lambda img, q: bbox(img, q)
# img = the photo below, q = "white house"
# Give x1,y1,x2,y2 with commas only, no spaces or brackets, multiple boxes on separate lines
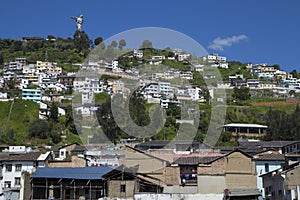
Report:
133,49,143,58
0,92,8,99
39,102,66,119
73,77,106,94
253,150,285,199
0,150,51,200
177,53,191,62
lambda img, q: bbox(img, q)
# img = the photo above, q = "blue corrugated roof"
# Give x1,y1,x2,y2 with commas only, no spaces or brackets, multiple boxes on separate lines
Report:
32,167,114,180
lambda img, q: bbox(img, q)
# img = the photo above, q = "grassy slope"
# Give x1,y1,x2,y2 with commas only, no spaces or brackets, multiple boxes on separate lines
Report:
0,99,39,144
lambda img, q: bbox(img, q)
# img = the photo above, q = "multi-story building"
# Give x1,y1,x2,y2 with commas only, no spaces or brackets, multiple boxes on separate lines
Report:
247,79,260,89
158,81,171,96
22,64,39,85
15,56,28,67
133,49,143,58
253,150,285,199
204,53,227,63
58,74,76,89
0,148,51,200
3,62,23,72
73,76,105,94
22,88,42,103
177,53,191,62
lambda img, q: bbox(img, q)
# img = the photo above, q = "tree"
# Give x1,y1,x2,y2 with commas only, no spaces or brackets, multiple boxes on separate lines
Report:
289,104,300,140
290,69,298,78
96,99,122,142
10,40,23,52
110,40,118,49
73,30,91,53
129,91,150,126
47,35,56,40
200,87,211,102
28,119,50,139
118,39,126,50
65,105,78,134
94,37,103,46
232,86,251,101
141,40,153,49
0,52,3,66
49,102,58,122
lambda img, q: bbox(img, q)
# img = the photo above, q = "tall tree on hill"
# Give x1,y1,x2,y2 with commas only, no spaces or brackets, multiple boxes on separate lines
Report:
28,119,50,139
232,86,251,101
290,69,298,78
110,40,118,49
129,91,150,126
265,108,291,140
0,52,3,66
94,37,103,46
96,99,122,142
141,40,153,49
118,39,126,50
49,102,58,122
289,104,300,140
73,30,91,53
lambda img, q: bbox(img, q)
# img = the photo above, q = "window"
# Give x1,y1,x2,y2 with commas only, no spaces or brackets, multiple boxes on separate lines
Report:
6,164,12,172
120,184,126,193
265,163,269,173
4,181,11,188
15,164,22,171
15,177,21,186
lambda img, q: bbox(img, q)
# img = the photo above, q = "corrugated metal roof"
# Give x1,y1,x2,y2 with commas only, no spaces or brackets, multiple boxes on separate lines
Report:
32,167,114,180
223,123,268,128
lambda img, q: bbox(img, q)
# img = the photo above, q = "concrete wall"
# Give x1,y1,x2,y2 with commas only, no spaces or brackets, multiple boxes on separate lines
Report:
225,152,257,189
285,166,300,191
197,175,226,194
197,151,257,192
163,185,198,194
225,173,257,189
226,152,254,174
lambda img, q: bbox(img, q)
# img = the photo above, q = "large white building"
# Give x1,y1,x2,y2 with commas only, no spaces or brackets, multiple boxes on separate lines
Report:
0,148,51,200
73,76,106,94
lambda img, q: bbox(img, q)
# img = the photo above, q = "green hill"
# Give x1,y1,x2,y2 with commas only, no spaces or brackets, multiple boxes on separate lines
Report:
0,99,39,144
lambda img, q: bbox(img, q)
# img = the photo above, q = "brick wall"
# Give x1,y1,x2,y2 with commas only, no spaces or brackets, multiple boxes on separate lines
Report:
48,156,86,167
197,157,225,175
164,166,180,185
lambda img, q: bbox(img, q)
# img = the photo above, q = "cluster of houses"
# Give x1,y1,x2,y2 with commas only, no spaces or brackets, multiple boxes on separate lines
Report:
1,49,298,109
217,64,300,95
0,139,299,200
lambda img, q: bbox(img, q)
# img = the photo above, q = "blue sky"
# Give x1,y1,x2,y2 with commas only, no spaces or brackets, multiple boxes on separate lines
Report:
1,0,300,72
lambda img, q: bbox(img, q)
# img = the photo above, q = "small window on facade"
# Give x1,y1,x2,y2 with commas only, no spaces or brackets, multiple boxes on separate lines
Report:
265,163,269,173
6,164,12,172
120,184,126,193
15,177,21,185
15,164,22,171
5,181,11,188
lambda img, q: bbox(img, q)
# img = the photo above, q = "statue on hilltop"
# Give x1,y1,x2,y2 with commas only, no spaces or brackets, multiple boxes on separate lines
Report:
71,14,84,31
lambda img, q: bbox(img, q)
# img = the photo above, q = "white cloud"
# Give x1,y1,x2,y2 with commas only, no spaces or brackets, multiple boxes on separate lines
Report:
208,34,248,51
